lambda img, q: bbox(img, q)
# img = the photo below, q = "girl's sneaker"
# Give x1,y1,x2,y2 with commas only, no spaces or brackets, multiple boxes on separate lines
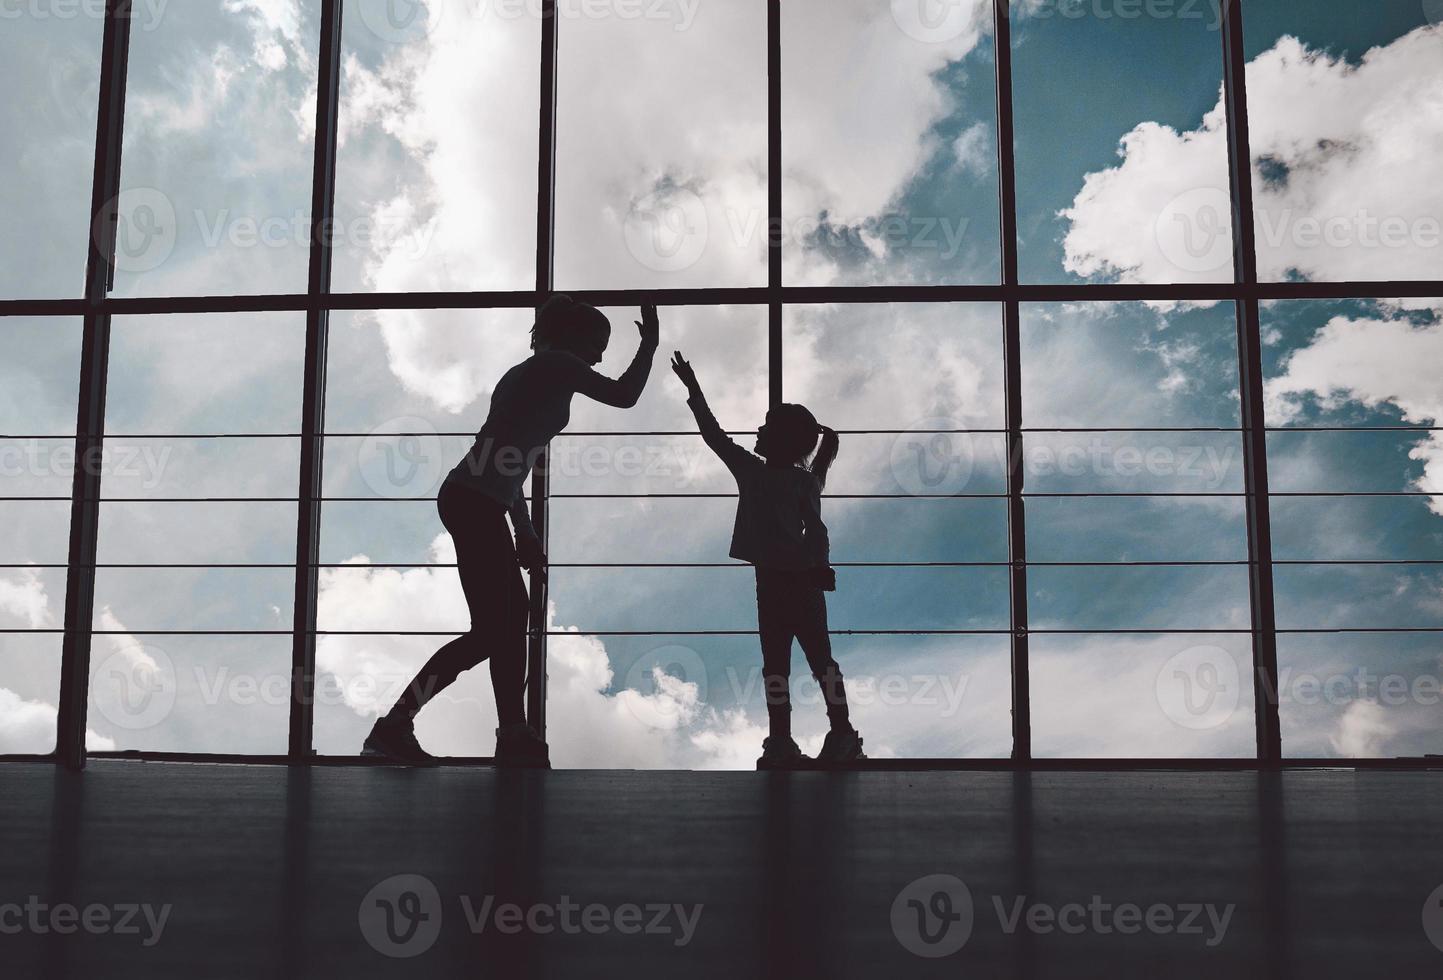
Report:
495,723,551,769
816,726,866,766
756,735,809,770
362,717,438,766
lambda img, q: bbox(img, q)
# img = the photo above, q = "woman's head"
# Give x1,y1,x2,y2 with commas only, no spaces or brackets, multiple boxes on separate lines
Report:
755,402,840,489
532,294,611,365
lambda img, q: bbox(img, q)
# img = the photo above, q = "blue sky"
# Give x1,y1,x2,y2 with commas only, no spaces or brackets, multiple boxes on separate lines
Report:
0,0,1439,764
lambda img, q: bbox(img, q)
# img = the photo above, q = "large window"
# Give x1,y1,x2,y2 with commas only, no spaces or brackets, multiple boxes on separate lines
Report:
2,0,1439,766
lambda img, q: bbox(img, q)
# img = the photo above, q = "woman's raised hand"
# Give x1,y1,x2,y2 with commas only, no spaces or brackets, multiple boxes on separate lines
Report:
636,303,660,346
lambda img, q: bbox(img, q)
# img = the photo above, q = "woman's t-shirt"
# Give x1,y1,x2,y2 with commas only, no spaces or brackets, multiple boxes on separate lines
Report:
447,342,658,531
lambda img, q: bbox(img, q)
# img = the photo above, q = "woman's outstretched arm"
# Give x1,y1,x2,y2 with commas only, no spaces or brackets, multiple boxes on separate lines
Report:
557,304,660,408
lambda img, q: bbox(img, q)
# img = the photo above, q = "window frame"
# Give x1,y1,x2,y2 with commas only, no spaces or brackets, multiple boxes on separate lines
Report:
2,0,1440,768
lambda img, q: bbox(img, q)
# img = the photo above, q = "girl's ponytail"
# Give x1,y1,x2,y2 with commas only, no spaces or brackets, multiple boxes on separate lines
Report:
811,425,839,491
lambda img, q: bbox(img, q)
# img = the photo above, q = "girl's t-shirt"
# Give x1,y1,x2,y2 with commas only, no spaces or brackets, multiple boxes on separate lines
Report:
687,392,830,571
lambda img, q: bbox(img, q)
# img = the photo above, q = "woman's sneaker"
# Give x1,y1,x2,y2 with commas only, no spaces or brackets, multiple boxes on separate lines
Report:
756,735,809,771
495,724,551,769
816,726,866,766
362,717,438,766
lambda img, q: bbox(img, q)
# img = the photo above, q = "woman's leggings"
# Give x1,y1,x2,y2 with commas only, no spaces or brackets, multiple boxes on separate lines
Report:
755,566,849,738
384,481,529,728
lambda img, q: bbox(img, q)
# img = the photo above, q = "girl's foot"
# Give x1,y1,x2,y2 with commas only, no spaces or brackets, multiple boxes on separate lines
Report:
756,735,809,770
362,717,438,766
816,726,866,766
495,723,551,769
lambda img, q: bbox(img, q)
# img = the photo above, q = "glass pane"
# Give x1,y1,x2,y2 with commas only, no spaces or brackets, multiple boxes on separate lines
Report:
0,318,83,434
1011,0,1233,284
97,502,296,564
0,635,64,754
107,313,305,434
784,303,1005,431
114,1,321,296
1027,496,1248,563
551,566,1009,634
1028,565,1251,631
0,14,100,299
783,0,1000,285
92,567,294,632
1021,302,1241,429
1278,633,1443,759
1272,496,1443,562
1031,633,1257,758
333,0,541,292
555,0,766,289
1243,3,1443,282
87,634,291,753
325,308,534,433
1022,431,1245,494
1275,565,1443,631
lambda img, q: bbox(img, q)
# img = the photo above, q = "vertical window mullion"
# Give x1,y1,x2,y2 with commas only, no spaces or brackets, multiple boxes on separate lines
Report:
1219,0,1282,763
288,0,344,761
527,0,561,737
768,0,783,408
57,0,133,771
992,0,1030,762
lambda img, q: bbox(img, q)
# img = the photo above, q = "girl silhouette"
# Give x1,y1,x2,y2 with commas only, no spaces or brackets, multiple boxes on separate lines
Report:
365,297,661,766
671,351,864,769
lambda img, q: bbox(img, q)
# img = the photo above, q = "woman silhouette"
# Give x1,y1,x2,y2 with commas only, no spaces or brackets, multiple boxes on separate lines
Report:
365,297,661,766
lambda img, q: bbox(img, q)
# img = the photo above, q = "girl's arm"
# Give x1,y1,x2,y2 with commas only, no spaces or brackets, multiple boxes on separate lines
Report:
671,351,756,475
555,304,660,408
799,477,831,568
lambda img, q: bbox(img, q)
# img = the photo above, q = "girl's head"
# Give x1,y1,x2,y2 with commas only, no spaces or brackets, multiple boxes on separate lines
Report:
532,294,611,365
755,403,840,489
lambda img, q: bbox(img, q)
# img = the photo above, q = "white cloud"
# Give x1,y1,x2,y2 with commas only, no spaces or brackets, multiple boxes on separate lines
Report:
1265,315,1443,513
1329,699,1396,758
951,121,993,177
1060,26,1443,290
0,568,54,630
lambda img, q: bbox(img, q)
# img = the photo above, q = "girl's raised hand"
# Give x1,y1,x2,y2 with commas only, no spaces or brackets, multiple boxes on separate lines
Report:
670,351,699,392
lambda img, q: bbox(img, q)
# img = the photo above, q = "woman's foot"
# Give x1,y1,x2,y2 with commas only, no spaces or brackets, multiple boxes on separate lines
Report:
362,717,438,766
494,723,551,769
756,735,809,771
816,726,866,766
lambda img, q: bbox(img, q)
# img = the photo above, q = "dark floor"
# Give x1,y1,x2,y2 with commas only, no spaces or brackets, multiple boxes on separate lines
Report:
1,763,1441,978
